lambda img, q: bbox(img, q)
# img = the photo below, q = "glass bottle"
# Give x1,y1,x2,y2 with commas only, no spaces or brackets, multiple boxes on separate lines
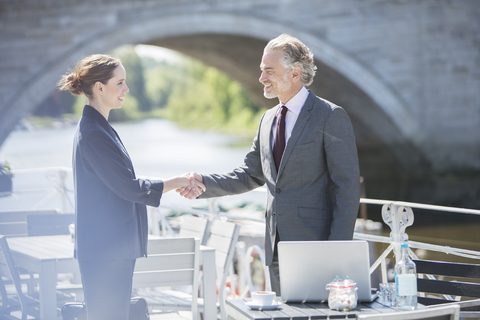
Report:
394,242,417,310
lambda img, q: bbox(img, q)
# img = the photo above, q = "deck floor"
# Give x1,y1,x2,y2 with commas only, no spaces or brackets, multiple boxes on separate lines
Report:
149,311,193,320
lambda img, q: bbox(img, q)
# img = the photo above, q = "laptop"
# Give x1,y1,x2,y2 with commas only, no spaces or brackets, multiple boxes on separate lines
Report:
278,240,378,303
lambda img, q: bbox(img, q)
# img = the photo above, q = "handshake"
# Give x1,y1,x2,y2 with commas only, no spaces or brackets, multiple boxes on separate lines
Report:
175,172,205,200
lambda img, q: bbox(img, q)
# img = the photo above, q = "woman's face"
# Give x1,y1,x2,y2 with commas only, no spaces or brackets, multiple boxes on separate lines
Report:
101,64,129,110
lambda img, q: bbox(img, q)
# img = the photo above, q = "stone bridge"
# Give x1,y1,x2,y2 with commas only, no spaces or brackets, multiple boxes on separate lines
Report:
1,0,479,203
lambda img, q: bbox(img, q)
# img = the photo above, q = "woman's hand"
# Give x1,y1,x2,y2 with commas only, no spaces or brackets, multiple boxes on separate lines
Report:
176,172,205,199
162,173,205,199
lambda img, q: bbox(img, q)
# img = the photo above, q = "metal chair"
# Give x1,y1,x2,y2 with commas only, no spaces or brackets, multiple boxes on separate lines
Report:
178,215,212,246
136,219,241,320
204,219,241,320
26,213,74,236
414,259,480,319
0,235,39,320
0,209,60,237
357,304,460,320
132,237,201,320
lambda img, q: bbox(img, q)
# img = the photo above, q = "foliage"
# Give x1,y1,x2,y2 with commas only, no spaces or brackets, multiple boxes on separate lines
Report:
0,161,13,177
109,93,140,122
66,45,263,135
164,59,263,135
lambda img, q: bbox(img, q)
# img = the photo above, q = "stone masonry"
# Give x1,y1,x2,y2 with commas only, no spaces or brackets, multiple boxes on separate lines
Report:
0,0,479,173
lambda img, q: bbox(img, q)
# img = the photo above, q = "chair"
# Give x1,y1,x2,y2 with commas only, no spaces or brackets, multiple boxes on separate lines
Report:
414,259,480,318
26,213,74,236
0,235,39,319
0,209,60,237
132,237,201,320
357,304,460,319
178,215,212,246
204,219,241,320
136,219,241,320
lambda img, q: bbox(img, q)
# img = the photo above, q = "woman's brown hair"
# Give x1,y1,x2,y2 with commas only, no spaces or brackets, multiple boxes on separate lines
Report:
58,54,121,98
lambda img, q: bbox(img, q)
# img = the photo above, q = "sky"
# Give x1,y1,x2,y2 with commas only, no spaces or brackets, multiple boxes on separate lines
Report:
134,44,184,64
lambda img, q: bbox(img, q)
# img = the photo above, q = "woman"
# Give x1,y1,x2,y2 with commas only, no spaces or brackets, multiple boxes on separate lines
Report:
58,54,205,320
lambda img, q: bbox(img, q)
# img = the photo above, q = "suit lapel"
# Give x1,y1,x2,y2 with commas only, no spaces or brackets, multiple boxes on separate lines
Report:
277,93,315,177
112,128,136,177
83,105,135,176
104,124,135,177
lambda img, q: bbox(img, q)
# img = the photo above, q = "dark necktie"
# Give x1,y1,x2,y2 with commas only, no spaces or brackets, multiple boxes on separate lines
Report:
273,105,288,171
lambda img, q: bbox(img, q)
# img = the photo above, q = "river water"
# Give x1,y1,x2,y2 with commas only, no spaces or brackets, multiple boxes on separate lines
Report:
0,118,265,210
2,118,480,263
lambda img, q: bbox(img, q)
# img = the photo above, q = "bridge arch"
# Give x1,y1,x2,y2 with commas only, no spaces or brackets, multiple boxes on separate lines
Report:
7,11,415,155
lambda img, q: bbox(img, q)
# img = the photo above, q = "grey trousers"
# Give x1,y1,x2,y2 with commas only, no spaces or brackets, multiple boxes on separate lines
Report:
269,251,281,296
269,229,281,296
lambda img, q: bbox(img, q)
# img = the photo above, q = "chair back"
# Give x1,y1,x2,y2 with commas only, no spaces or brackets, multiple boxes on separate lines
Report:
178,215,212,246
414,259,480,308
0,235,37,319
205,219,240,320
27,213,74,236
133,237,200,320
0,209,59,237
357,304,460,320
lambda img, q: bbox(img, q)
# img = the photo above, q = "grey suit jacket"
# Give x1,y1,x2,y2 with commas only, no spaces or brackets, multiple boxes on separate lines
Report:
199,92,360,265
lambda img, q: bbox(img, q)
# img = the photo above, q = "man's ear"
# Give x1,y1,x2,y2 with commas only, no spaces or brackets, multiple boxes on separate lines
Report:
291,66,302,83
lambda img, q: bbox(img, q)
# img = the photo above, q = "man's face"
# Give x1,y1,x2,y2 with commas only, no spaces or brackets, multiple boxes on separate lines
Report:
259,50,294,103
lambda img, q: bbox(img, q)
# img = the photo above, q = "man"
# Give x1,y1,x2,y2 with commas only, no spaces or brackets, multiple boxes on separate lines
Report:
180,34,360,294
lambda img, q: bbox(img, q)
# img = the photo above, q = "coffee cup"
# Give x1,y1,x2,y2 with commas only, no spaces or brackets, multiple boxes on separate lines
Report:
251,291,276,306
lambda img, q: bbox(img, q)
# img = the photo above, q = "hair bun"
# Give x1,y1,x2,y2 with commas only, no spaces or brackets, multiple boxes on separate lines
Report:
65,72,83,95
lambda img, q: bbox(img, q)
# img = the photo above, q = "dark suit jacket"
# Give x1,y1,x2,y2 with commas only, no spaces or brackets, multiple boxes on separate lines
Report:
73,105,164,261
199,92,361,265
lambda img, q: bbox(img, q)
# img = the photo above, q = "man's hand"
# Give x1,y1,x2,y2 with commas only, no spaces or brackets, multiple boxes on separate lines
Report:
176,172,205,199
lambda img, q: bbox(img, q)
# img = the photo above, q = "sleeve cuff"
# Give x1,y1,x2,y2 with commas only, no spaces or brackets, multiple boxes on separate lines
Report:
144,179,163,206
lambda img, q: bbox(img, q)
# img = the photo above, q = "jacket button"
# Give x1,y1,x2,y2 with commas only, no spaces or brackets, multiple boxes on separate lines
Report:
276,188,281,193
272,212,276,216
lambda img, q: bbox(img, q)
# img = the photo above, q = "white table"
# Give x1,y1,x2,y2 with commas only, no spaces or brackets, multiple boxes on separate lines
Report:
7,235,217,320
7,235,79,319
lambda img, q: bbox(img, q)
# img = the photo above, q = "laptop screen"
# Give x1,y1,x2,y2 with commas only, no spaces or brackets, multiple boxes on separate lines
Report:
278,240,376,303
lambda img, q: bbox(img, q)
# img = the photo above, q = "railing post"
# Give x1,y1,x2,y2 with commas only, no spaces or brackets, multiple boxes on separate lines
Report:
58,169,69,213
382,203,415,259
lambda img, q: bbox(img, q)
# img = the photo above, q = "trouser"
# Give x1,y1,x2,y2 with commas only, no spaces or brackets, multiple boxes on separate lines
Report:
78,258,136,320
269,228,281,296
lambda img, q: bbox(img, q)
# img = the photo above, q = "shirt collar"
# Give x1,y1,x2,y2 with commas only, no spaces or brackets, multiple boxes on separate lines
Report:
278,86,309,116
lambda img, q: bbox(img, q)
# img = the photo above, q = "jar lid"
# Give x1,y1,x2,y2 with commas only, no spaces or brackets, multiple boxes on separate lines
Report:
326,276,356,289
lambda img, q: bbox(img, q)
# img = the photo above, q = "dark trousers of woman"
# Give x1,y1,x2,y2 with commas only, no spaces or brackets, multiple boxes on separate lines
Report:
78,259,136,320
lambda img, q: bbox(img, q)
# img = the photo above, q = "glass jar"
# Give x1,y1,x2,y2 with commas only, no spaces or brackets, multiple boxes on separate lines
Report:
325,276,358,311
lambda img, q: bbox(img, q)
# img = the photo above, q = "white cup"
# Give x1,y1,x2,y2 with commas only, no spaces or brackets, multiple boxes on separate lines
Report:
251,291,276,306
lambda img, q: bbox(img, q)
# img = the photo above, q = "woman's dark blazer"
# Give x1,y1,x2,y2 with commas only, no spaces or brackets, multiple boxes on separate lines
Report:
72,105,163,261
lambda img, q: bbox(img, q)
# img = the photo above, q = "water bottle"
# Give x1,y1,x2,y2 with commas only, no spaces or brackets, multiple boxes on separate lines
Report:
394,242,417,310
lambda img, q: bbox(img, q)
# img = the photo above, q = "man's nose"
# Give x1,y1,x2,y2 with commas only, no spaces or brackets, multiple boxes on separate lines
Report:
259,72,267,83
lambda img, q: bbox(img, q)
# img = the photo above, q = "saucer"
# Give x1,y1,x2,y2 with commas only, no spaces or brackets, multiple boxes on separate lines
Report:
246,300,282,310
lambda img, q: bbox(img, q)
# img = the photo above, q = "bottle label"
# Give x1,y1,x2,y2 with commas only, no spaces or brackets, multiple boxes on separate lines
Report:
396,274,417,296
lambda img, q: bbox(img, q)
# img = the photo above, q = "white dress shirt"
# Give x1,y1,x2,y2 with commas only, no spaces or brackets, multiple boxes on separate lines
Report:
271,86,310,150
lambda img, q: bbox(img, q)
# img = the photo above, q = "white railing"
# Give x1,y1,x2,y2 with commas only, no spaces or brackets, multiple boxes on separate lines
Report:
0,167,74,212
3,167,480,300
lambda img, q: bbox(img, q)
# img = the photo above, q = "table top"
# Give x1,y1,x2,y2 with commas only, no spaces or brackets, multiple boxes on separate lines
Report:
7,234,74,261
227,298,399,320
7,234,215,258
